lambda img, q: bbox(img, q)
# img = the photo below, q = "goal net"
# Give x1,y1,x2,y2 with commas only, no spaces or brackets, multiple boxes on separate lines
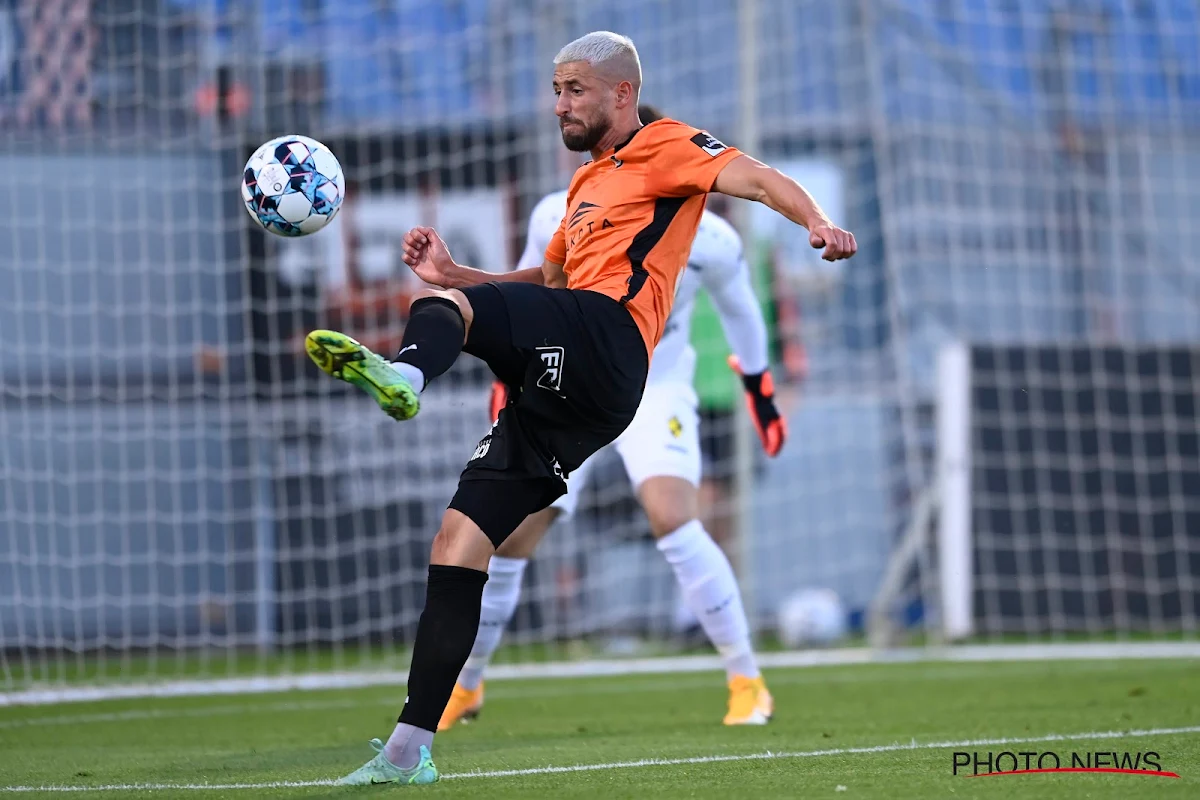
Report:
2,0,1199,700
938,343,1200,641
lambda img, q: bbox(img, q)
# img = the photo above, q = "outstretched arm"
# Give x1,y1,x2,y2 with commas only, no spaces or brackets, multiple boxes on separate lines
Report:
706,259,770,377
712,155,856,262
701,240,786,457
400,226,556,288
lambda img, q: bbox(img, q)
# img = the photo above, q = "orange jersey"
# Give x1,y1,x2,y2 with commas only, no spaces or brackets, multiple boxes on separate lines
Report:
544,119,742,360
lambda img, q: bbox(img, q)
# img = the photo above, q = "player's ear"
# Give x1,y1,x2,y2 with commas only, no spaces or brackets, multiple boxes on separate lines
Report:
614,80,636,110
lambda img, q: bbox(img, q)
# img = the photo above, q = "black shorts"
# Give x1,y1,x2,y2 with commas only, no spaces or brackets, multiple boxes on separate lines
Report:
449,282,648,546
699,407,736,481
700,406,768,483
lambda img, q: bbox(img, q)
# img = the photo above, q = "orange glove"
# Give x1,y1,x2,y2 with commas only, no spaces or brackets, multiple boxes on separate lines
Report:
728,355,787,457
489,380,509,422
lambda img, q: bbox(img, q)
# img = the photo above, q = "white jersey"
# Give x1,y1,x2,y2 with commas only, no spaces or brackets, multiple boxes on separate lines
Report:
517,190,768,386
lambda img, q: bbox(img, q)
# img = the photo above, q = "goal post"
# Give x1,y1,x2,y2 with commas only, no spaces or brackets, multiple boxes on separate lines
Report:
937,340,974,642
733,0,761,637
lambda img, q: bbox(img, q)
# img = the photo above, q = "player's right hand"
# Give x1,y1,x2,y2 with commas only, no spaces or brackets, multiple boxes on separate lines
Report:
489,380,509,422
401,226,459,287
808,222,857,262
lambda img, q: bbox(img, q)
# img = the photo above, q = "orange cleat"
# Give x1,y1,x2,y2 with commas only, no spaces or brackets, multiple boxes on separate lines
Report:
437,682,485,732
723,675,774,726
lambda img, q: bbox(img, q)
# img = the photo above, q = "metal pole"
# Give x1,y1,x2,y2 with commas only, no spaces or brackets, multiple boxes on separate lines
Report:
734,0,761,636
253,429,276,653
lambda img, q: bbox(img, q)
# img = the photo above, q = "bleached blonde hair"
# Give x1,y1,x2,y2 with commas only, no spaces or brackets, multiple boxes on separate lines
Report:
554,31,642,90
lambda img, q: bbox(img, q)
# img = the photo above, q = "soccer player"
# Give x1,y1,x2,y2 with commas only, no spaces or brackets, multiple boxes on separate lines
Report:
437,103,786,731
305,31,856,786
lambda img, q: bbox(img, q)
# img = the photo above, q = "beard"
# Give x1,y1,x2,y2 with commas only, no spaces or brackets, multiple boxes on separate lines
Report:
559,114,610,152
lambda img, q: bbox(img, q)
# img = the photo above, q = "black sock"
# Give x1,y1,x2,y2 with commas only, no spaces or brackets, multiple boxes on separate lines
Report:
395,297,466,385
397,564,489,732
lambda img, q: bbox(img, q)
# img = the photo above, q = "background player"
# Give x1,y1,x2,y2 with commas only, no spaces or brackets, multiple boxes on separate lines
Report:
306,31,855,786
439,104,785,731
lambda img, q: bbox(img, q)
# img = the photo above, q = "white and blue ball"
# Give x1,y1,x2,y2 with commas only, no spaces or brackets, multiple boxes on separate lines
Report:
777,588,848,648
241,135,345,237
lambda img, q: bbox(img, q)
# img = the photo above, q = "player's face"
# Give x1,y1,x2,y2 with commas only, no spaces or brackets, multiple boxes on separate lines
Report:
553,63,614,152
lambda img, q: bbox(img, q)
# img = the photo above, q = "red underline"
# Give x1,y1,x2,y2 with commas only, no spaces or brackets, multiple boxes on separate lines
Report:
966,768,1180,779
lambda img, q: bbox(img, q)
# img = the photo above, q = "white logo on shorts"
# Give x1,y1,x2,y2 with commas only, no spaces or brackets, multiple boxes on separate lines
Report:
537,346,565,394
469,419,499,462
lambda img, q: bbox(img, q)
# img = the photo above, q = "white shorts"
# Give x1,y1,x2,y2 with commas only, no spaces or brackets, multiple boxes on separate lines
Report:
552,381,701,519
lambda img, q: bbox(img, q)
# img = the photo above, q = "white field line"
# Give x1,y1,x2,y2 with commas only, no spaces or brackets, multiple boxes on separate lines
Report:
0,656,1173,730
0,698,362,730
4,641,1199,708
1,724,1197,792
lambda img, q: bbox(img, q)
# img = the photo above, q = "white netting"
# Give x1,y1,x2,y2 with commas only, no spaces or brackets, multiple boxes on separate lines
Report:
1,0,1198,696
872,0,1200,642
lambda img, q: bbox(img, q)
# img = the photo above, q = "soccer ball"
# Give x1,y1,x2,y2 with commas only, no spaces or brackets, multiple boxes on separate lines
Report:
241,135,345,237
777,588,847,648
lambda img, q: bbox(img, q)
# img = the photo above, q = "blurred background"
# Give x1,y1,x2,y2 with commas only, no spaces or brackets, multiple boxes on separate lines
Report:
1,0,1199,693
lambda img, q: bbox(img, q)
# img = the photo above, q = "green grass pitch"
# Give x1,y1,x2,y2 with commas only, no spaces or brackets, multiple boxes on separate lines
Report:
1,658,1197,798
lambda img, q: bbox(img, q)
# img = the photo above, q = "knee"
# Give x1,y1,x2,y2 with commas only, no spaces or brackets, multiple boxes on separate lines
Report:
638,477,699,538
429,526,456,563
648,506,696,537
411,287,474,332
429,510,494,571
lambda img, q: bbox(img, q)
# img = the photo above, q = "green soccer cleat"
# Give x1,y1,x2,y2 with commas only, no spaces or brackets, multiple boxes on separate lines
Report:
334,738,440,786
305,329,420,421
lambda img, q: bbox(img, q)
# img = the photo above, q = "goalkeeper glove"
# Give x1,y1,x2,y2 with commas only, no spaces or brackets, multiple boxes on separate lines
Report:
728,355,787,457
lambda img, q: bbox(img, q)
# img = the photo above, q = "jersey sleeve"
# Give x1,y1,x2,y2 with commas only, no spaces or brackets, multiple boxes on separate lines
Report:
517,192,568,270
697,217,770,375
646,120,743,197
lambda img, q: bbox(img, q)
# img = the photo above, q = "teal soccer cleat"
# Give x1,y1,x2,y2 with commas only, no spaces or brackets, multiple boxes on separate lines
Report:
334,738,440,786
304,330,420,421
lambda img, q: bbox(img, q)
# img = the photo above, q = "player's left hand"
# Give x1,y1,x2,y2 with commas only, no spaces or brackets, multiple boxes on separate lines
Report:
728,355,788,457
808,222,857,262
401,226,460,287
